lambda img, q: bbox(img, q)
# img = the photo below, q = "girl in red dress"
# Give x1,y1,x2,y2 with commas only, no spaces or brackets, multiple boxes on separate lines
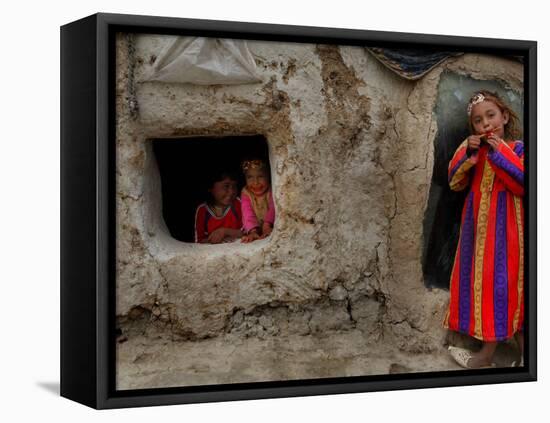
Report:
194,171,243,244
444,90,524,368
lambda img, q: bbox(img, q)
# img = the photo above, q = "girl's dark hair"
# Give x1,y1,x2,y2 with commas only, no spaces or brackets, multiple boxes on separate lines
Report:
467,90,522,140
206,169,238,188
204,170,238,206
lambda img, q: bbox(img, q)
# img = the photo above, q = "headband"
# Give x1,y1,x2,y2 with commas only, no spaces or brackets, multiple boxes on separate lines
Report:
467,93,486,116
242,159,266,172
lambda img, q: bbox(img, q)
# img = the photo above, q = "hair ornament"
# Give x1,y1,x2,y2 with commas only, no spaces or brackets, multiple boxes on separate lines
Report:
467,93,486,116
242,159,266,172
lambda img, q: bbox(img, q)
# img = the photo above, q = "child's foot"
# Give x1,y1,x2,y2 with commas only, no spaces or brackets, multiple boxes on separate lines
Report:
466,353,494,368
448,346,495,369
511,356,524,367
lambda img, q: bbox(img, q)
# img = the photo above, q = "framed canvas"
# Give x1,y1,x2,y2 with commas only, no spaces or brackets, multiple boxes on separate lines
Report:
60,12,537,409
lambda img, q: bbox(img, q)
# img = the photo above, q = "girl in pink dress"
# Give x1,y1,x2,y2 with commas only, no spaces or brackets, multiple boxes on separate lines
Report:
240,159,275,243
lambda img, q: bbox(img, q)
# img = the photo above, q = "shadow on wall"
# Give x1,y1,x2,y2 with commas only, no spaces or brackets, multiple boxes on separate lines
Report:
422,72,523,289
153,135,270,243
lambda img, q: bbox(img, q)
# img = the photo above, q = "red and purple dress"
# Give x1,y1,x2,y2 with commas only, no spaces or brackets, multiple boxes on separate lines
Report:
443,139,524,342
194,199,242,243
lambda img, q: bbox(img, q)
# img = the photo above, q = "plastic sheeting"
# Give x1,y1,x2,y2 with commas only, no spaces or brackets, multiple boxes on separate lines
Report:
143,37,262,85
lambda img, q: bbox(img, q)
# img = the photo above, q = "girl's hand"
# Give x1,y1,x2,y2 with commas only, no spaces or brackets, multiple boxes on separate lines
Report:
208,227,226,244
260,223,273,239
467,135,482,152
220,228,243,243
241,229,260,243
485,133,504,150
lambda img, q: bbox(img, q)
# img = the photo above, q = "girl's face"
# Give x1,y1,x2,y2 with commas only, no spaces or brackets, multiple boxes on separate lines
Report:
209,177,238,207
470,100,509,139
245,167,270,196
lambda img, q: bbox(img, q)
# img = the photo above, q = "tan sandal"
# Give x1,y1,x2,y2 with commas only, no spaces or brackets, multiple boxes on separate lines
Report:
448,346,496,369
511,357,524,367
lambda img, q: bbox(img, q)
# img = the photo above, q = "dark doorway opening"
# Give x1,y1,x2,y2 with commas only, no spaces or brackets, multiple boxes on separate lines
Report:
153,135,270,243
422,126,469,289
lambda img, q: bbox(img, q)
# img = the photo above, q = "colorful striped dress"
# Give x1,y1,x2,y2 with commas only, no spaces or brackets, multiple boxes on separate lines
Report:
443,139,524,342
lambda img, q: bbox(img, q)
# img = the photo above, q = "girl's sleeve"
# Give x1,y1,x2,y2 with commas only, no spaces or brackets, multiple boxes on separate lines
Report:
194,205,207,243
487,141,524,196
264,190,276,226
235,197,243,223
241,191,259,233
448,140,477,191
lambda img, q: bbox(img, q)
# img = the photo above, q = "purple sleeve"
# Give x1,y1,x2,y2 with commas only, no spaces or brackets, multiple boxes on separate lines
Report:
487,141,524,196
264,190,275,225
241,191,259,233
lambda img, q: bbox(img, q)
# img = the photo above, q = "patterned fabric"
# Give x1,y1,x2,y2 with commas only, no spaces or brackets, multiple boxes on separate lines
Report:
366,48,523,81
444,140,524,341
367,48,463,80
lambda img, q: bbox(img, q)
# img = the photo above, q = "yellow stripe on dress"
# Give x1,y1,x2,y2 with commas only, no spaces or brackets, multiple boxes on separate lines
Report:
449,160,475,191
449,141,474,191
473,159,495,340
512,195,524,333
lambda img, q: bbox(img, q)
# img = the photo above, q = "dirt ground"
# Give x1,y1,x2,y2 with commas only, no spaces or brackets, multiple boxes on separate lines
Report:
116,329,521,390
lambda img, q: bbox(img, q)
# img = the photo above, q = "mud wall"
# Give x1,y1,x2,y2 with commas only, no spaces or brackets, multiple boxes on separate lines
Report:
115,33,523,354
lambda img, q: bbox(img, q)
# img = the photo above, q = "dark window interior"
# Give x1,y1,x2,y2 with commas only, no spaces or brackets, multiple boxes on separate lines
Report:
153,135,269,243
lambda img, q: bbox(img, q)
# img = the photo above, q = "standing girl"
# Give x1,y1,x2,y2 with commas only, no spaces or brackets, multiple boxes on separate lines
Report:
240,159,276,243
194,170,243,244
444,90,524,368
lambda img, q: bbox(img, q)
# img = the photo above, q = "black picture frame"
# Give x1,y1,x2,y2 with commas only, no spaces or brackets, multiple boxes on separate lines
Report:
61,12,537,409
